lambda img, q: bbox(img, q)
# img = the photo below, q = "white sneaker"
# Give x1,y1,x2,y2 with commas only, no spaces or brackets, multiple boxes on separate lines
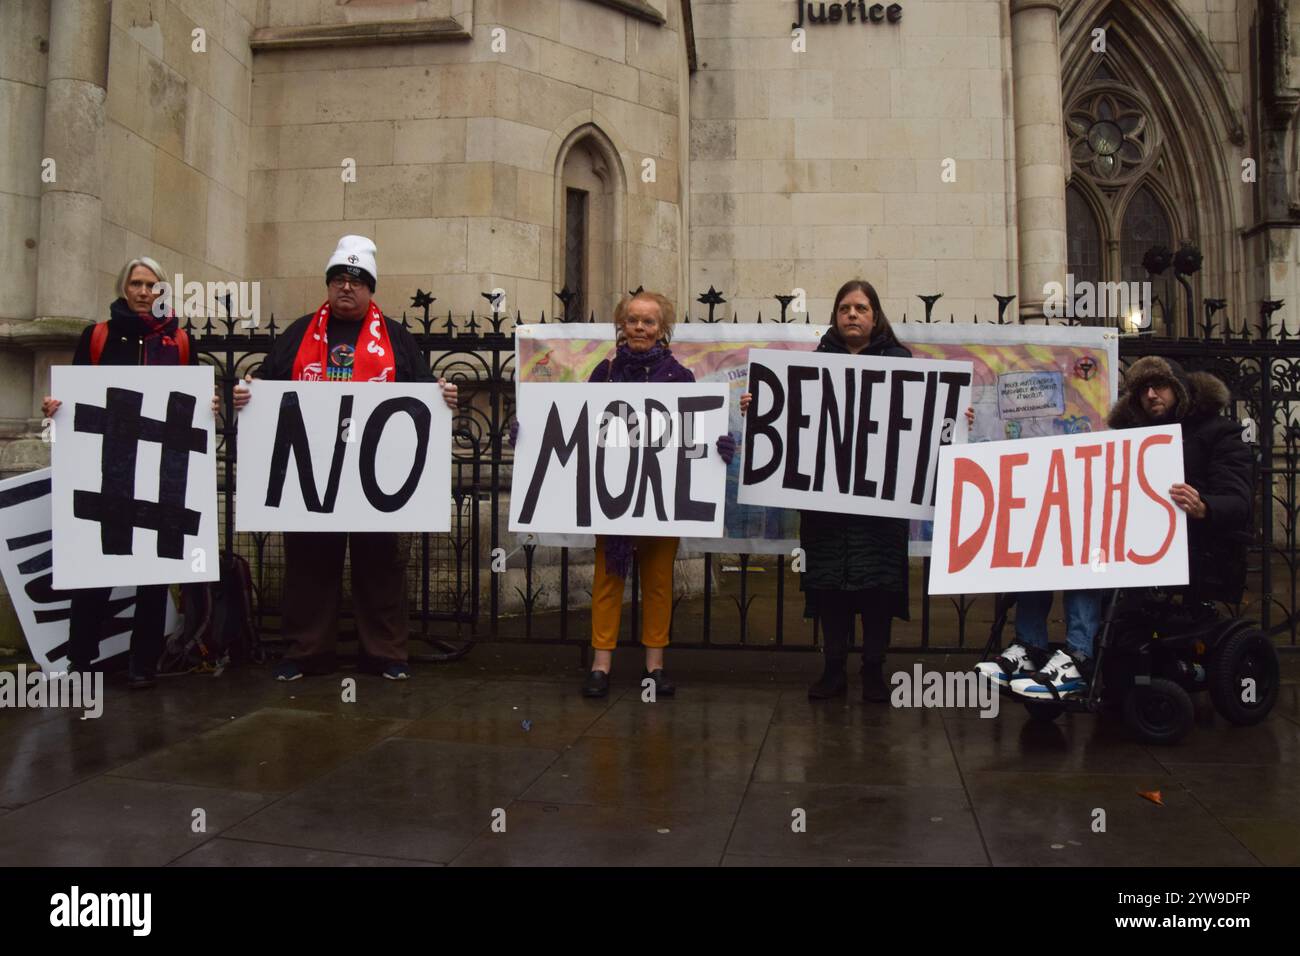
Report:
1010,649,1090,700
975,641,1044,689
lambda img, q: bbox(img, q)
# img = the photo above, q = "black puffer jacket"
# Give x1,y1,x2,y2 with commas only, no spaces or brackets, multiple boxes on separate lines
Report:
799,326,911,620
1107,356,1254,603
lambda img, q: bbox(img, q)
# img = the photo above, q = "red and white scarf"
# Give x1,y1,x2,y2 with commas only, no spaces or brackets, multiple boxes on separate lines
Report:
292,299,395,382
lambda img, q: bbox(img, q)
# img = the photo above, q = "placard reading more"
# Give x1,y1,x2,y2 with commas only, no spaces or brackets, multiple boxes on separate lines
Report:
236,381,452,533
508,383,731,537
738,349,973,519
51,366,219,589
928,426,1188,595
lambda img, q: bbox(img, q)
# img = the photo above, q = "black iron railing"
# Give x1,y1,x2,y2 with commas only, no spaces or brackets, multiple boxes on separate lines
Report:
193,287,1300,658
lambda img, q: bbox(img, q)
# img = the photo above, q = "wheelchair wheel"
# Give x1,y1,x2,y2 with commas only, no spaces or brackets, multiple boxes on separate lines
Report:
1023,700,1064,722
1208,626,1279,726
1122,678,1193,745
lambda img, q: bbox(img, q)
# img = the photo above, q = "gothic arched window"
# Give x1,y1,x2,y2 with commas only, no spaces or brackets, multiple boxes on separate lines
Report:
1067,186,1103,290
1064,53,1182,329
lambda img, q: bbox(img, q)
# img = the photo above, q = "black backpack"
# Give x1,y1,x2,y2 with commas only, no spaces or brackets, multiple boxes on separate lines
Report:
158,552,258,673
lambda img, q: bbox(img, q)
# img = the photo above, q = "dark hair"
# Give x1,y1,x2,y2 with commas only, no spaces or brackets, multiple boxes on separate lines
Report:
831,279,898,347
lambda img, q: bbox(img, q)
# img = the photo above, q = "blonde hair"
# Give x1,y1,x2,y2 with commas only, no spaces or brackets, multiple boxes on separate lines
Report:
117,256,166,298
613,291,676,345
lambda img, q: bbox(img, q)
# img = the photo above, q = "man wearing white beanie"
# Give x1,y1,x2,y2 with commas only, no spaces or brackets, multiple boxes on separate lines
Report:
231,235,458,680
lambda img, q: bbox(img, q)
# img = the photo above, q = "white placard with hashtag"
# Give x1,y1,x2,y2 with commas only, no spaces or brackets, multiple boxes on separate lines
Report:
50,366,219,588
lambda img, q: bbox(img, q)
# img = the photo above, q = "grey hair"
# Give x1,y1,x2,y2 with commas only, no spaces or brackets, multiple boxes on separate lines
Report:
117,256,166,297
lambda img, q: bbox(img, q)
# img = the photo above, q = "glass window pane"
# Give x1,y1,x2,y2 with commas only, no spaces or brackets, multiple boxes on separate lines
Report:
1067,186,1102,289
1120,186,1172,283
565,188,587,321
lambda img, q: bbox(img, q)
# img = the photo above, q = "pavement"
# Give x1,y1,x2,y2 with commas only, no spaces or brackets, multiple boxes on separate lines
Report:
1,646,1297,866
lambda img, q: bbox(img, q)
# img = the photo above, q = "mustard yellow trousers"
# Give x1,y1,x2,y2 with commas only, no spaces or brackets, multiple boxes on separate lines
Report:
591,536,678,650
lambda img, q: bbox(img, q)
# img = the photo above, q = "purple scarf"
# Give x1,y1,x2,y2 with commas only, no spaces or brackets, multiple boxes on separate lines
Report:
594,343,688,577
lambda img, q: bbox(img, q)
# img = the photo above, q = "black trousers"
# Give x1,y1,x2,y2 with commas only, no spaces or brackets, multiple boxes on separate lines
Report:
279,531,410,672
816,590,893,667
68,584,169,676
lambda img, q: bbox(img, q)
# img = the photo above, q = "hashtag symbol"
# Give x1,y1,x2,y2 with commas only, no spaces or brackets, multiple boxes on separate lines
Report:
71,388,207,559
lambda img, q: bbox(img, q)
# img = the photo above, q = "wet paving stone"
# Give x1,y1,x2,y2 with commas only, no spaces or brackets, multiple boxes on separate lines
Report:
727,781,986,866
1216,818,1300,866
0,775,269,866
1149,712,1300,769
271,674,482,720
450,801,736,866
170,837,440,867
108,708,408,793
400,679,613,750
583,697,775,746
944,707,1170,775
752,721,962,788
964,771,1261,866
1166,763,1300,820
521,735,759,813
0,708,228,807
227,737,558,863
770,690,943,728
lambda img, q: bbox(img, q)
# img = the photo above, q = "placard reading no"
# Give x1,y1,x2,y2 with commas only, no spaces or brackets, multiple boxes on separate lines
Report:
236,381,453,533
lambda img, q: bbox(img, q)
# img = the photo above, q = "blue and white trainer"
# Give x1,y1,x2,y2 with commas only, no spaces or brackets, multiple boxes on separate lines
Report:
273,661,303,682
1010,649,1090,700
975,642,1046,689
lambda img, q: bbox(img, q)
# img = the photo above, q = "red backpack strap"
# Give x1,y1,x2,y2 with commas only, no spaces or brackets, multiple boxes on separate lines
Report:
176,328,191,366
89,321,109,365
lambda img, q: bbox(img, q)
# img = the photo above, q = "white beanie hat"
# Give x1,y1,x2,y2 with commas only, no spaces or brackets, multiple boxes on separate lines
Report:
325,234,378,289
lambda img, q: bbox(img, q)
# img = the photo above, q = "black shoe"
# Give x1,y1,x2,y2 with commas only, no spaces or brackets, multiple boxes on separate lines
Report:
582,669,610,698
641,668,675,698
861,663,889,703
127,672,156,690
808,663,848,699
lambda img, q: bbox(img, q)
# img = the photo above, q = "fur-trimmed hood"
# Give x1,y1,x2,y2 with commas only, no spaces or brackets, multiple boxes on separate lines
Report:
1108,355,1231,429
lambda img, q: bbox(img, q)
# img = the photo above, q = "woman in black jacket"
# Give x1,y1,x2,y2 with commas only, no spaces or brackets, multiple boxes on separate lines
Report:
40,255,197,688
741,279,910,701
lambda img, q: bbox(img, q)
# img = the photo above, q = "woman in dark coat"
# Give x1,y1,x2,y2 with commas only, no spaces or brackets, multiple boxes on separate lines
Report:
742,279,909,701
40,255,196,688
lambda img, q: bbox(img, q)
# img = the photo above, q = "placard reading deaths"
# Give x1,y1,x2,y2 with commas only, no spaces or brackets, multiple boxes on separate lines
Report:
236,381,453,533
738,349,973,519
508,383,731,537
928,426,1189,594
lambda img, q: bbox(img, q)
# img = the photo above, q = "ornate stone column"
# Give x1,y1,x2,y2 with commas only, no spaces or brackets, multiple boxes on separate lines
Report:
34,0,110,329
1010,0,1067,320
1,0,109,472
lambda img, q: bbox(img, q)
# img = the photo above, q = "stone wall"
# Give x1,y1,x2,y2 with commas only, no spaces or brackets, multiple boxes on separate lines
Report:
687,0,1018,323
100,0,255,317
247,0,687,327
0,0,51,434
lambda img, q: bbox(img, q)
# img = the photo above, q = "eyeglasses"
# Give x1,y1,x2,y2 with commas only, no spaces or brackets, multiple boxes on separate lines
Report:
328,275,366,290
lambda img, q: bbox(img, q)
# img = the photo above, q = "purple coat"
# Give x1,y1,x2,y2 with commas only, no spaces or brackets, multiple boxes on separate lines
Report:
587,344,693,578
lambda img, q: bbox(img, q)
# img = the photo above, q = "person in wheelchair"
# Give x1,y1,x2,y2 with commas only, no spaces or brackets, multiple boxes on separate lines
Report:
979,355,1253,700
